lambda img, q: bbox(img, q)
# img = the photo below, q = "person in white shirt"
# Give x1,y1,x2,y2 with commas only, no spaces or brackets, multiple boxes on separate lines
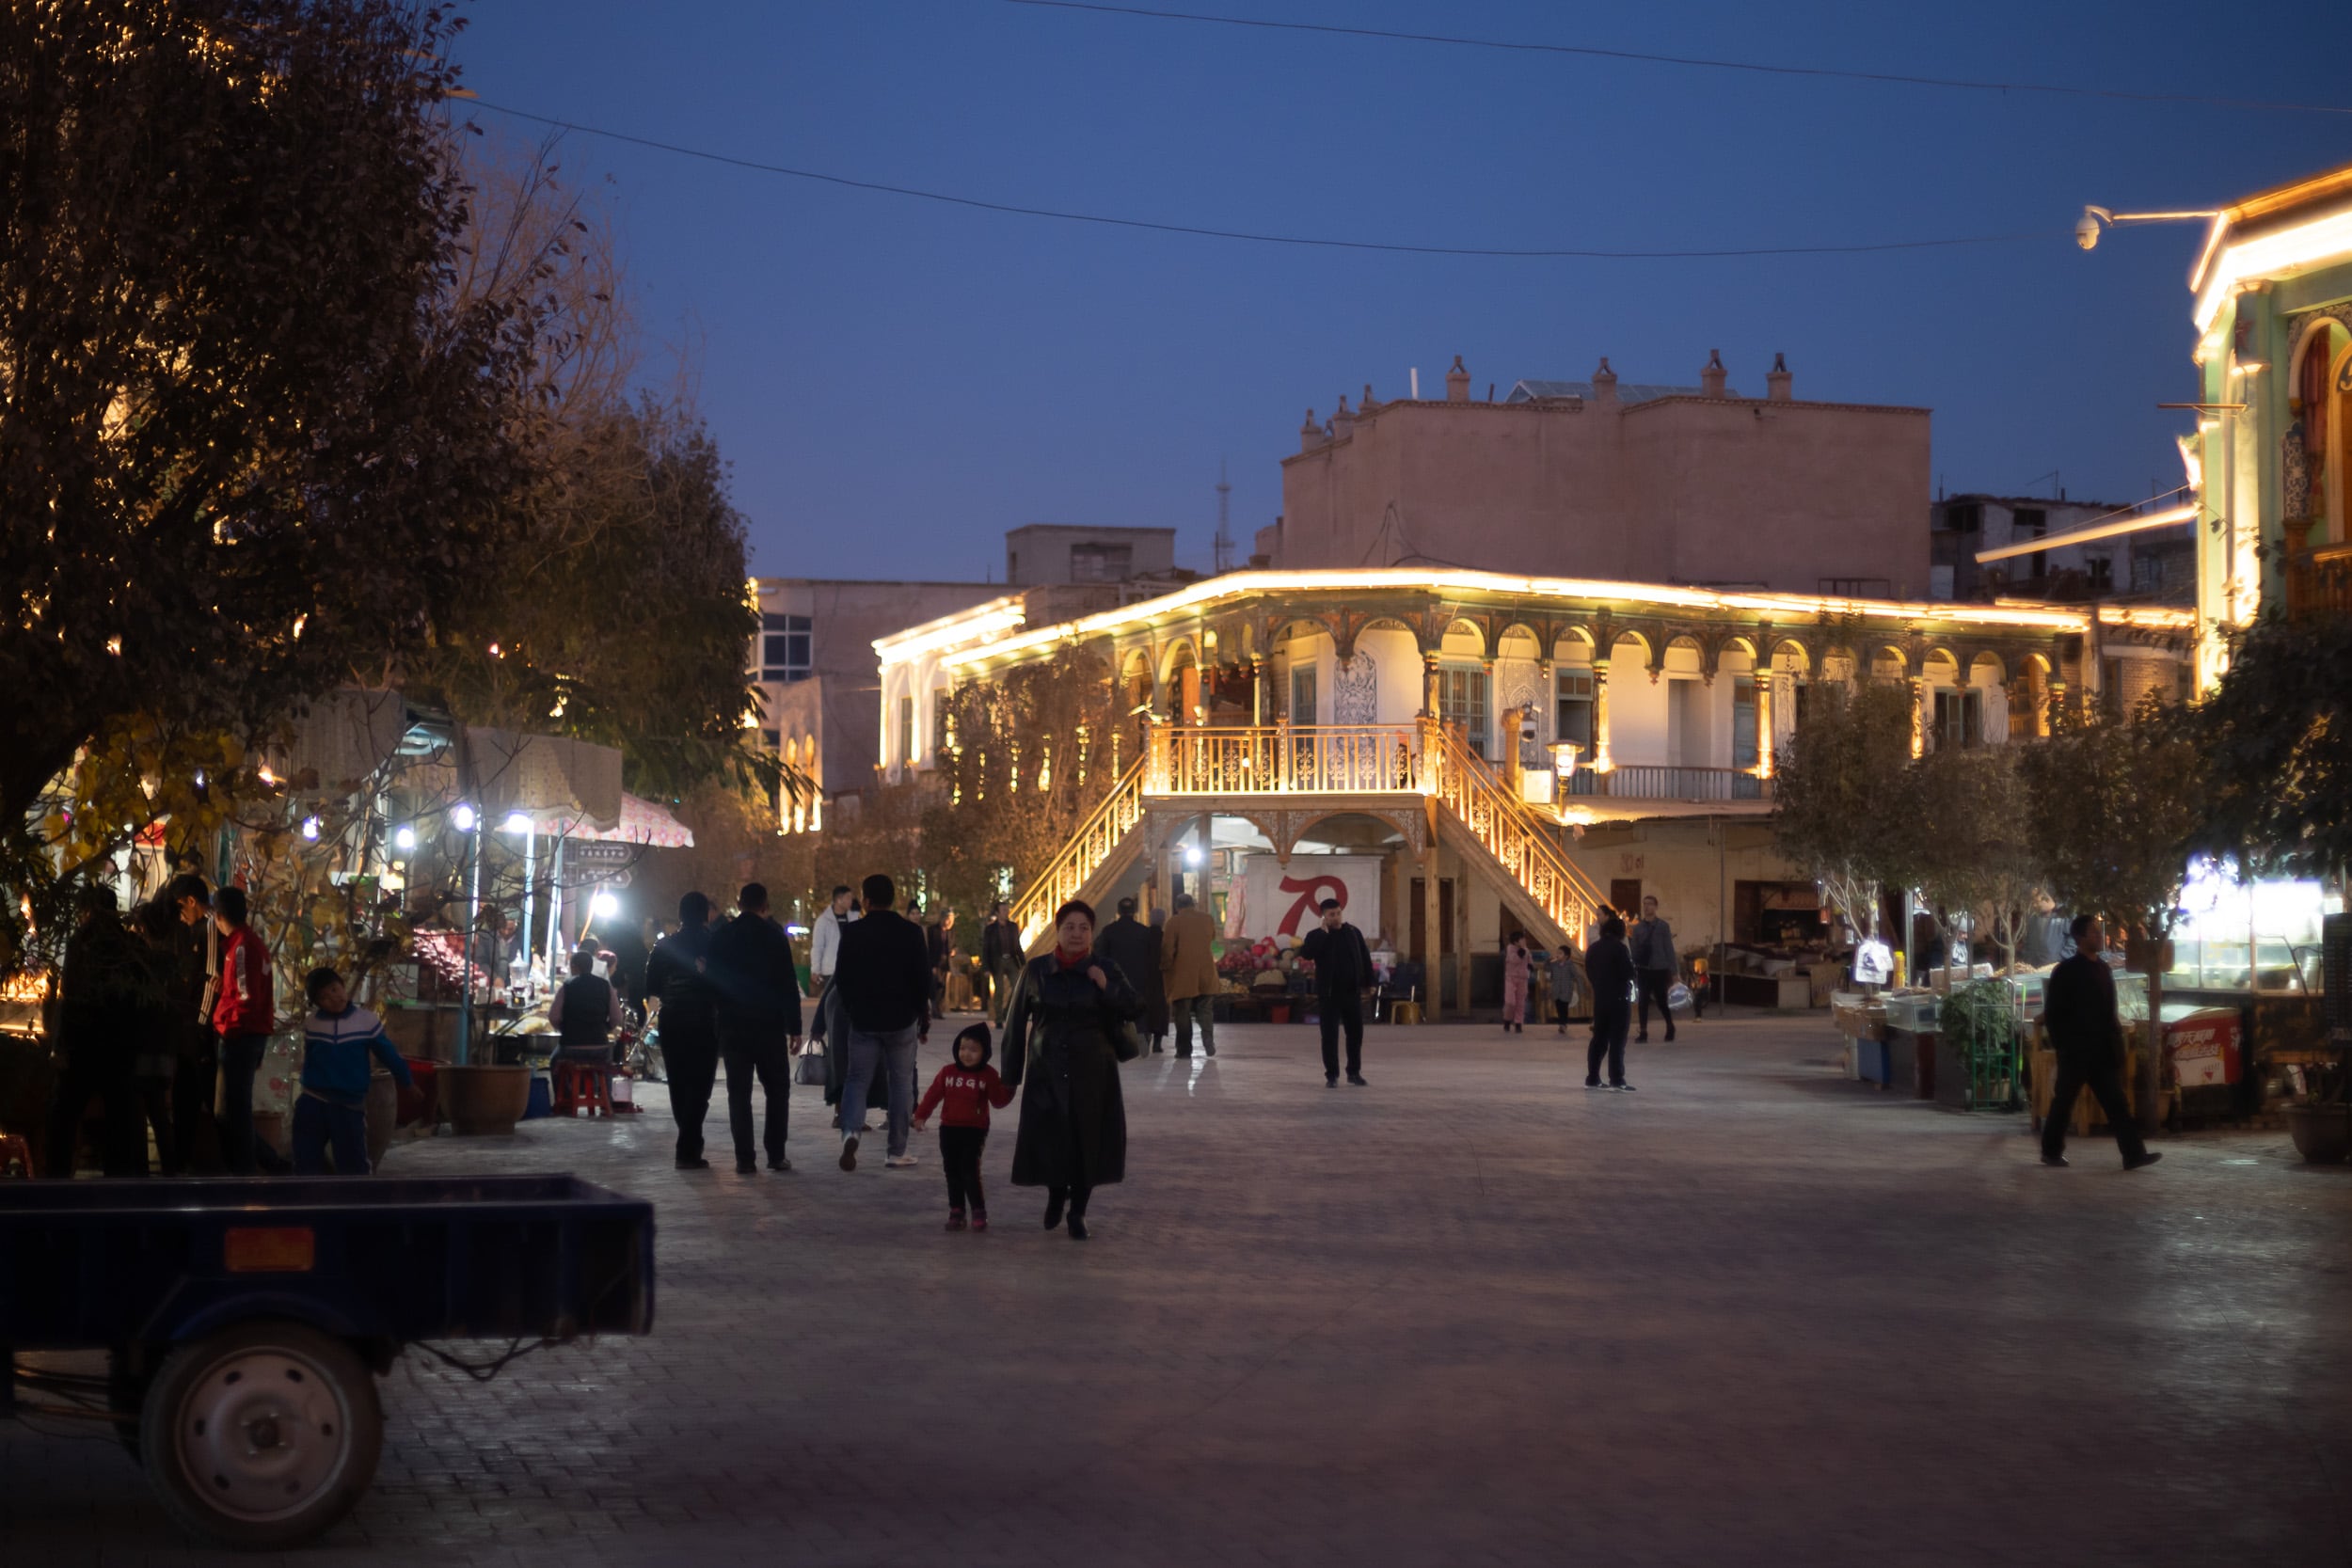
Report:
809,884,854,994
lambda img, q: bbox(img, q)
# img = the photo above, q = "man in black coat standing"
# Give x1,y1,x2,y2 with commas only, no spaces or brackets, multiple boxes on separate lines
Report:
980,900,1024,1023
644,892,721,1170
1297,898,1374,1087
706,882,803,1175
1096,897,1165,1053
831,873,933,1171
2041,913,2162,1171
1584,914,1636,1091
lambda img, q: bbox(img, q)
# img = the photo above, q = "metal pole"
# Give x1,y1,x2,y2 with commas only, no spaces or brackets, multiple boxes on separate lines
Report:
454,819,479,1068
516,827,536,996
545,835,565,982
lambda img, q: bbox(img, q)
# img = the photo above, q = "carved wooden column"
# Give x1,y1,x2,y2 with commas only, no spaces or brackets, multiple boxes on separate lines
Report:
1591,658,1613,773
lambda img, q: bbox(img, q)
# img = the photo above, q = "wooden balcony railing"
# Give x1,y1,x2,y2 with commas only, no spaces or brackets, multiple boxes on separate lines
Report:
2285,542,2352,621
1155,724,1423,795
1592,765,1771,802
1145,722,1770,803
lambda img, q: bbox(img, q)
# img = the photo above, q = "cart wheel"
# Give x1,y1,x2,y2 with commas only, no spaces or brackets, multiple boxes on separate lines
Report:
137,1320,382,1550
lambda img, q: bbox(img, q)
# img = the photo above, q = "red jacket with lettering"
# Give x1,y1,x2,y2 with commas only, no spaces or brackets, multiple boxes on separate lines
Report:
213,923,275,1037
915,1062,1015,1130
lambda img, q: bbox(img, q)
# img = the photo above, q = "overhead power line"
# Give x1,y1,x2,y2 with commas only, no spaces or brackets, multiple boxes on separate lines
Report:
1004,0,2352,118
471,101,2056,260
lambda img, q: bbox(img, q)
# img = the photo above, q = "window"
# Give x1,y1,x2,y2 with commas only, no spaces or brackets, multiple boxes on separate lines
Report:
1554,670,1594,756
1070,543,1132,582
1438,667,1489,756
898,695,915,768
1931,689,1981,750
759,613,812,683
2014,509,2048,580
1290,664,1317,725
932,688,951,754
1732,675,1760,794
1939,502,1982,532
2087,557,2113,592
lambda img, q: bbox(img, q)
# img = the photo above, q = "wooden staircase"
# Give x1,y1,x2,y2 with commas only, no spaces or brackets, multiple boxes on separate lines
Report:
1430,730,1612,956
1004,725,1613,996
1008,757,1149,954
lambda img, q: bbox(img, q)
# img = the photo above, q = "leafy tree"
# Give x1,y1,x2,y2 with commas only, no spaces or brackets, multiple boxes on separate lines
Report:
2184,612,2352,883
0,0,545,828
1906,742,2043,972
2017,699,2205,944
1771,680,1915,942
2018,696,2206,1132
403,398,775,801
926,650,1120,923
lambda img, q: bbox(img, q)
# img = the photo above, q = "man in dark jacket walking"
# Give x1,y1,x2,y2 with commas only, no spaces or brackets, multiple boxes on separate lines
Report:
831,874,933,1171
644,892,721,1170
980,901,1024,1023
1297,898,1374,1086
706,883,803,1174
1096,898,1166,1053
1584,915,1636,1091
924,906,956,1019
1629,895,1678,1043
2041,914,2162,1170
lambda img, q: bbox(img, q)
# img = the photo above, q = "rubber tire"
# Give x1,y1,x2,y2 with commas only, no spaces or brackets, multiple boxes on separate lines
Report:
138,1320,383,1550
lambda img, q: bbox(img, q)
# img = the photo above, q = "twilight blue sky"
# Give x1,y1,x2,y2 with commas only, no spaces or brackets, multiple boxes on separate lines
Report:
453,0,2352,579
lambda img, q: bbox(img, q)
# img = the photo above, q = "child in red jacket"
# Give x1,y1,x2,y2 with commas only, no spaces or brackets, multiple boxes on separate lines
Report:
914,1023,1014,1231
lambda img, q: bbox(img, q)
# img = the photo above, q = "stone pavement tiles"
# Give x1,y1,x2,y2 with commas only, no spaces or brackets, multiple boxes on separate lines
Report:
5,1013,2349,1567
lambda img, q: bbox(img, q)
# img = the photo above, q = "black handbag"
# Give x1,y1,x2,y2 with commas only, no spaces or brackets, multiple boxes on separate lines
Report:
794,1044,826,1085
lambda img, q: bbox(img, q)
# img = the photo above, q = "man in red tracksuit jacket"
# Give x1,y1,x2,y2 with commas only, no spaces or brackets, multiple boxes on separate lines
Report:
211,886,277,1175
913,1022,1015,1230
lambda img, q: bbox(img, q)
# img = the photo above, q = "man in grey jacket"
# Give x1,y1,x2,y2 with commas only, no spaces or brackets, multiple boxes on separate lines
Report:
1629,895,1678,1043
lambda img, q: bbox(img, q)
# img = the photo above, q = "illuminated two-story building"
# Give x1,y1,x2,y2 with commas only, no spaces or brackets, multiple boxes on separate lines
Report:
879,566,2189,1013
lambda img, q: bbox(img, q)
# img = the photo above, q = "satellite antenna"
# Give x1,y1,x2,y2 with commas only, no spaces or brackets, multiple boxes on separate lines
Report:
1214,460,1233,575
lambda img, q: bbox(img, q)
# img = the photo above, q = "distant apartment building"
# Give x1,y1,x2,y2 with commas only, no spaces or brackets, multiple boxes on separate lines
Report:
755,578,1003,830
1005,523,1179,587
1930,493,2196,604
1255,352,1930,595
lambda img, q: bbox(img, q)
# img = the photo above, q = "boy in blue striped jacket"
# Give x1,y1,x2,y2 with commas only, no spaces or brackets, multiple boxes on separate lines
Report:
295,968,412,1175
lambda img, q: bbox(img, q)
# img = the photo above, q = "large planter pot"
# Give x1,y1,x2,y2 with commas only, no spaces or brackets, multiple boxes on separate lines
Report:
441,1064,532,1136
2285,1103,2352,1165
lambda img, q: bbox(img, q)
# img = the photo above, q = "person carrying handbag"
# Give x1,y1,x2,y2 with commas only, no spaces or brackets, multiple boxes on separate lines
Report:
1001,899,1138,1242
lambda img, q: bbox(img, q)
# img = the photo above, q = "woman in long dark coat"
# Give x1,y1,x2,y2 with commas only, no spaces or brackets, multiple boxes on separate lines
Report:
1001,899,1138,1241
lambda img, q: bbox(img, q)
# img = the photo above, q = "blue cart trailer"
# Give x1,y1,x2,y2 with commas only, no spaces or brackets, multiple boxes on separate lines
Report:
0,1174,654,1549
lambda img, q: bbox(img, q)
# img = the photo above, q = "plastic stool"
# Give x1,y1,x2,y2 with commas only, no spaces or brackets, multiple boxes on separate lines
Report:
551,1059,613,1117
1391,1000,1422,1025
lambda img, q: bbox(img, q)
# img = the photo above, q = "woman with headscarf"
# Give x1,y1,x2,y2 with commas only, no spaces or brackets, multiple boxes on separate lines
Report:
1000,899,1138,1241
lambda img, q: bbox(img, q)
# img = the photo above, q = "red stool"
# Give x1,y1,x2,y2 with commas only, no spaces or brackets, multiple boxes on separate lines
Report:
0,1133,30,1179
551,1059,613,1118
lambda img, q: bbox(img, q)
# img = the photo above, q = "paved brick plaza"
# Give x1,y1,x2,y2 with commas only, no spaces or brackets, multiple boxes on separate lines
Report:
8,1012,2349,1567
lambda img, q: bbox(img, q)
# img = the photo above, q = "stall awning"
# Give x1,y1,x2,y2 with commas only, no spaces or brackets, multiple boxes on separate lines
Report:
540,792,694,848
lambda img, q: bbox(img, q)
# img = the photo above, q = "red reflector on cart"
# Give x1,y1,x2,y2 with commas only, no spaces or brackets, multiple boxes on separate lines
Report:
224,1226,315,1273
